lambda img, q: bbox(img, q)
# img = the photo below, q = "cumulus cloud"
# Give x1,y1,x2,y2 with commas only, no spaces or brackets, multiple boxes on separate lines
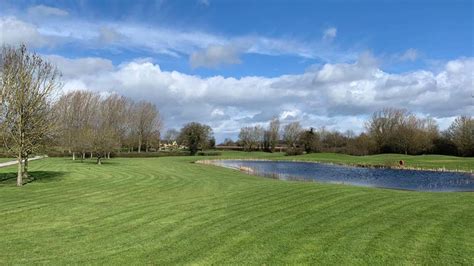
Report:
43,55,114,78
323,27,337,41
27,5,69,17
190,44,242,68
51,54,473,140
0,16,49,47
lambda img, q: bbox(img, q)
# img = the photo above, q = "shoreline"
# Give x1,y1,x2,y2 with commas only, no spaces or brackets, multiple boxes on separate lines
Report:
196,158,474,174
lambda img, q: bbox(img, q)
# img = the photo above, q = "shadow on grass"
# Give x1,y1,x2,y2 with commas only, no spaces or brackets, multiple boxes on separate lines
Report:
68,159,121,165
0,171,66,186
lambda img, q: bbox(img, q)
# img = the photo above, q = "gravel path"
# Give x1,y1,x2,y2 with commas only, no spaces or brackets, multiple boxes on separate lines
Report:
0,156,47,168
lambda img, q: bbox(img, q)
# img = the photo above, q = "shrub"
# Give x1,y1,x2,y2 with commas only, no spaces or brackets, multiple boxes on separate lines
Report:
285,147,304,156
197,151,222,156
112,151,189,158
47,151,190,158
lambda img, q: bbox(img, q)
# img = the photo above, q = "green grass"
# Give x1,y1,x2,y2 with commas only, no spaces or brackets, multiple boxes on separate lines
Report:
0,157,15,163
0,153,473,264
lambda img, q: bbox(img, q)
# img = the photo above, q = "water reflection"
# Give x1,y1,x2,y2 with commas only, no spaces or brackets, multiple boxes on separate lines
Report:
211,160,474,192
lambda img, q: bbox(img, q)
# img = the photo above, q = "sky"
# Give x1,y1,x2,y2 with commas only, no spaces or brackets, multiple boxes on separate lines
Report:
0,0,473,142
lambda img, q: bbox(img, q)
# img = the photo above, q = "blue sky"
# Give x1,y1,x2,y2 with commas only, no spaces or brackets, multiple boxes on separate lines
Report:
0,0,473,141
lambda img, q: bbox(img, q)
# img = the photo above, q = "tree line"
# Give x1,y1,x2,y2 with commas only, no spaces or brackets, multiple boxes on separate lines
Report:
0,45,217,186
55,90,162,163
0,45,161,186
237,108,473,157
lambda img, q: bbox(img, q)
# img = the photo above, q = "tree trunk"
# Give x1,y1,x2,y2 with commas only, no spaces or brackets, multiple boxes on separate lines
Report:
138,137,142,153
23,154,29,179
82,152,85,160
17,153,23,187
72,152,76,161
145,140,149,152
90,152,93,159
107,152,110,159
97,156,102,165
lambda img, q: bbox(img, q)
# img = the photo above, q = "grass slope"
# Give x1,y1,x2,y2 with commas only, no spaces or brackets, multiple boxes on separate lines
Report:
0,155,473,264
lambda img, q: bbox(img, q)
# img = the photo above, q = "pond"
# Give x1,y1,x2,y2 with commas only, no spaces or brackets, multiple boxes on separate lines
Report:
209,160,474,192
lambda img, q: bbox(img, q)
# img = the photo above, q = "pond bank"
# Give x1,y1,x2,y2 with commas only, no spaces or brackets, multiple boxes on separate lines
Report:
198,159,474,192
196,158,473,174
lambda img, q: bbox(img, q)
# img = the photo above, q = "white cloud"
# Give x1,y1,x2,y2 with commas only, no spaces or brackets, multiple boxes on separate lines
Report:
0,16,49,47
323,27,337,41
198,0,210,6
52,54,474,140
98,26,124,44
0,15,355,64
43,55,114,78
190,44,242,68
27,5,69,17
399,48,418,61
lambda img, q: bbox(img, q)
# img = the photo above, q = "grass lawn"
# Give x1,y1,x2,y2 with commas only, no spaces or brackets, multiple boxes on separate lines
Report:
0,153,473,264
0,157,15,163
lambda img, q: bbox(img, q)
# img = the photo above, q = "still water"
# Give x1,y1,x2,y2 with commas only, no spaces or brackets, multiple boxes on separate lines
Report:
211,160,474,192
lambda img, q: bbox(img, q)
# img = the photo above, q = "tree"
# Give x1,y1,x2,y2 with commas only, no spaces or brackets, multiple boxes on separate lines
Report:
178,122,213,155
131,101,162,153
300,127,320,153
283,122,302,148
366,108,440,155
121,98,136,153
239,126,264,151
432,131,458,155
163,129,180,143
92,93,129,163
268,117,280,152
209,137,216,149
322,131,348,152
55,90,99,160
346,133,375,155
366,108,407,153
396,114,421,155
0,45,61,186
221,138,235,146
239,127,253,151
448,116,474,156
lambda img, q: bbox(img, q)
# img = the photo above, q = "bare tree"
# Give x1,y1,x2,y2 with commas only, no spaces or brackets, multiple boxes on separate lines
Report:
366,108,408,153
366,108,440,155
132,101,162,153
239,125,264,151
396,114,420,155
164,129,180,143
239,127,253,151
55,90,99,160
448,116,474,156
268,117,280,152
121,98,136,152
283,122,302,148
98,94,129,159
346,133,375,155
0,45,61,186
